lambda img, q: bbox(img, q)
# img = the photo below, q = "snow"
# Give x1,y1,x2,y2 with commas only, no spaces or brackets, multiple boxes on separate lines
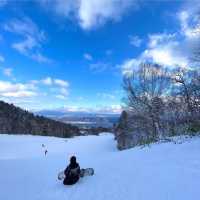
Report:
0,133,200,200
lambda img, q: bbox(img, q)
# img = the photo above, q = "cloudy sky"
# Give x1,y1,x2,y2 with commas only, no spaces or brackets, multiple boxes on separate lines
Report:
0,0,199,113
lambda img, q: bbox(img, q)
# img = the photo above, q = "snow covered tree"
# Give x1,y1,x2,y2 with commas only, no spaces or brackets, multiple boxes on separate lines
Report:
172,67,200,133
122,63,170,139
116,62,200,150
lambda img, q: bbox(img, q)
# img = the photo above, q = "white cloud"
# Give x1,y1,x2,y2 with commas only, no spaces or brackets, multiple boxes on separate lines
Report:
84,53,93,61
78,0,136,30
62,105,89,112
4,17,50,63
178,10,200,39
129,35,142,47
55,87,69,100
60,104,122,114
40,0,138,30
3,68,12,77
31,53,52,63
34,77,69,91
120,58,140,76
97,104,122,114
148,33,176,48
0,77,71,108
12,35,38,55
120,6,200,75
0,81,37,98
2,91,36,98
60,87,69,96
55,94,67,100
29,80,39,85
142,40,189,68
41,77,53,85
120,37,189,75
144,8,200,68
4,17,45,45
41,0,77,17
54,79,69,87
0,55,5,62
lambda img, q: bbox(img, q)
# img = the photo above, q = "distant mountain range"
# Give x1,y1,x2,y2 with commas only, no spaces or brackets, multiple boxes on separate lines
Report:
36,110,120,128
36,109,120,118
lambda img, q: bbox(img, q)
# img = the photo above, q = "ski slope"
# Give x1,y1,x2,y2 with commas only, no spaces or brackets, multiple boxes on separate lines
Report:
0,133,200,200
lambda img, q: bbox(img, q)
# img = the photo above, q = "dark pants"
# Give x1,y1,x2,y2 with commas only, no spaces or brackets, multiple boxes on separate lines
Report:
63,175,79,185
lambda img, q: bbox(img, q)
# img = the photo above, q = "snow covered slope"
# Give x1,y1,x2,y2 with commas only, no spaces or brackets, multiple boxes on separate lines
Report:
0,133,200,200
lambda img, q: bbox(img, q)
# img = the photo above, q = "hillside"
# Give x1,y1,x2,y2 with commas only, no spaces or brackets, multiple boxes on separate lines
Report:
0,101,80,137
0,133,200,200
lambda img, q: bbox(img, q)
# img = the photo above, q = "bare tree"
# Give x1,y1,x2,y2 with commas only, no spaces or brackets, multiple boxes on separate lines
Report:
123,63,170,139
173,68,200,117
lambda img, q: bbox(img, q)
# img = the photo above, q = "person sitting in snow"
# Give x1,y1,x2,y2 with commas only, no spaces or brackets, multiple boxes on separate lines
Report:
63,156,81,185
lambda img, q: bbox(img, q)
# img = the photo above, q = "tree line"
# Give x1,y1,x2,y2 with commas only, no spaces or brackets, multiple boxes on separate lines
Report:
0,101,80,137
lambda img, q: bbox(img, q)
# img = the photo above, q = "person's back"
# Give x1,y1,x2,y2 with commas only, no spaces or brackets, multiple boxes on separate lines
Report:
63,156,80,185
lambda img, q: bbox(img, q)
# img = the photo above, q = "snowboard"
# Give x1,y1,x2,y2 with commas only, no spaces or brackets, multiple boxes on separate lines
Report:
58,168,94,180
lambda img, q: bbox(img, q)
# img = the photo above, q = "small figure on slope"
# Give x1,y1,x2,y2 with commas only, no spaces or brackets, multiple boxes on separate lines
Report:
63,156,81,185
42,144,48,156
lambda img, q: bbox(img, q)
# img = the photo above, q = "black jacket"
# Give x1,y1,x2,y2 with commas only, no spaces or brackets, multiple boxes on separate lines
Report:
63,162,80,185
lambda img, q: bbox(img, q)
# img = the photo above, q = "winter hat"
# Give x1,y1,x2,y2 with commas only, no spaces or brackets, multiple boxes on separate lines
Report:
70,156,76,163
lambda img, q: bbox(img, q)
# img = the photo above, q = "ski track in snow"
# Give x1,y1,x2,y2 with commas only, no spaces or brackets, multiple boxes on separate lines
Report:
0,133,200,200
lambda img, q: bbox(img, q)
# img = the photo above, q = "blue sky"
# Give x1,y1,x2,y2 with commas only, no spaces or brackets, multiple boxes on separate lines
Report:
0,0,199,113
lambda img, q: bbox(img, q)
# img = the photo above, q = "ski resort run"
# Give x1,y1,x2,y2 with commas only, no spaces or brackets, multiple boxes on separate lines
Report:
0,133,200,200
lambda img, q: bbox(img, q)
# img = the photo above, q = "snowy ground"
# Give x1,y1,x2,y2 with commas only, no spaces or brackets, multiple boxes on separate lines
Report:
0,133,200,200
